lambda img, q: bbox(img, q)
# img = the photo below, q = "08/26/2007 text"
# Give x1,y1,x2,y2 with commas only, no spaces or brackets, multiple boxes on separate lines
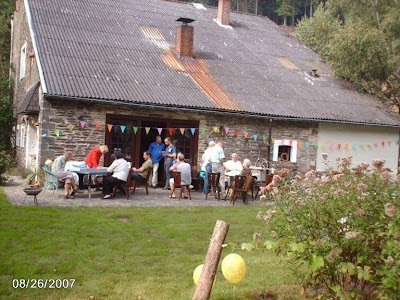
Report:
12,279,75,289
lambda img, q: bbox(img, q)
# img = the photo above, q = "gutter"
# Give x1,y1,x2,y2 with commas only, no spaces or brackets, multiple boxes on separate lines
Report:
24,0,47,94
44,94,400,128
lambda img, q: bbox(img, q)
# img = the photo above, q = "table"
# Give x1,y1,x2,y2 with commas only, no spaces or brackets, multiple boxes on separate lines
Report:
75,168,108,199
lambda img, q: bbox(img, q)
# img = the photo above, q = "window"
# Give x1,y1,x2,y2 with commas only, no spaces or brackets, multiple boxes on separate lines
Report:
273,139,297,162
19,125,26,148
20,42,27,80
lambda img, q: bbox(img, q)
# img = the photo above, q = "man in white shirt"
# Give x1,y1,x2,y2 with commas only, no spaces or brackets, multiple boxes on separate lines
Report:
224,153,242,177
209,140,226,197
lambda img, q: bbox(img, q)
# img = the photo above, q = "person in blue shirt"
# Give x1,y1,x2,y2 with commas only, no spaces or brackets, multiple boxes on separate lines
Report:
148,135,165,188
162,137,177,189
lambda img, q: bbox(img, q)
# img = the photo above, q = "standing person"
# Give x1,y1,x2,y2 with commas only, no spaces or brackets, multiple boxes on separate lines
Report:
102,150,130,199
169,153,192,199
209,140,226,197
201,140,215,195
52,151,83,199
148,135,165,188
162,137,176,190
131,151,153,182
85,145,109,168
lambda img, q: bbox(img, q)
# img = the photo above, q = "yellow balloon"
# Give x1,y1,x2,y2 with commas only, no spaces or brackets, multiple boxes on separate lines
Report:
193,264,203,285
193,264,217,286
221,253,246,284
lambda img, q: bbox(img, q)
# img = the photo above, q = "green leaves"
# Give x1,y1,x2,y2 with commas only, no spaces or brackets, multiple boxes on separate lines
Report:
309,254,324,272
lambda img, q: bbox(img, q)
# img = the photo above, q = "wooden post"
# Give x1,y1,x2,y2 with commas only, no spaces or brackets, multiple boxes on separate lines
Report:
192,220,229,300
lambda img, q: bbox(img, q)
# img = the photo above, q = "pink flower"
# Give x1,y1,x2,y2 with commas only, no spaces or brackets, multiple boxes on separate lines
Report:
372,159,386,170
356,183,368,192
271,187,279,195
272,175,282,185
384,203,395,218
305,170,315,179
380,170,390,181
332,174,344,182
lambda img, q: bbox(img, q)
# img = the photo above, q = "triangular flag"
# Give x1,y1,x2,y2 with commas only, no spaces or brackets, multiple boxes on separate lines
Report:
305,142,310,149
225,127,230,135
253,134,258,141
201,127,206,134
351,143,357,150
381,141,385,147
262,136,267,142
113,125,119,133
180,128,185,135
41,134,47,137
289,140,293,146
95,122,101,129
388,140,392,146
54,129,61,137
313,143,318,149
280,139,285,145
329,144,334,150
244,131,249,138
107,124,113,132
233,129,239,137
374,142,378,147
190,128,196,135
157,128,162,135
66,124,74,131
322,144,327,149
133,126,138,134
168,128,174,136
338,144,341,150
298,141,302,148
344,144,349,150
145,127,150,135
213,126,220,133
79,120,86,129
120,125,126,133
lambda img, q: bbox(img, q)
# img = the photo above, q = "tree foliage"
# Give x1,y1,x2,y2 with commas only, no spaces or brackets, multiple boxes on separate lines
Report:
296,0,400,113
0,0,14,154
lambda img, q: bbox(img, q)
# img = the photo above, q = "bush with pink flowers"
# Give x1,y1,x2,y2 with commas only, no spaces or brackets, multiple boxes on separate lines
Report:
258,158,399,299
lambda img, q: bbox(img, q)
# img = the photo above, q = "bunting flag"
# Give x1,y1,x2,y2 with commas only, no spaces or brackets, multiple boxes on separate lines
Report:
338,144,341,150
54,129,61,137
262,135,267,142
381,141,385,147
66,124,74,131
244,131,249,139
298,140,302,148
289,140,293,146
374,142,379,147
352,143,357,150
107,124,113,132
201,127,206,134
225,127,230,135
344,144,349,150
321,143,327,149
113,125,119,133
190,128,196,135
253,134,258,141
313,143,318,149
180,128,185,135
145,127,150,135
157,128,162,135
79,120,86,129
213,126,220,133
120,125,126,133
168,128,174,136
95,122,101,129
41,134,47,137
388,140,392,146
233,129,239,137
133,126,138,134
305,142,310,149
280,139,285,145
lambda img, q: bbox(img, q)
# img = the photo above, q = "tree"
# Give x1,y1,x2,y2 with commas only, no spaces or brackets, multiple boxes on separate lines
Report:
0,0,14,154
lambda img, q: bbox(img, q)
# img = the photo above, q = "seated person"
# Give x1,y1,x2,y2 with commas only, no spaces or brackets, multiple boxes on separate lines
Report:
51,151,83,199
169,153,191,199
131,151,153,182
240,159,252,177
102,150,130,199
224,153,242,177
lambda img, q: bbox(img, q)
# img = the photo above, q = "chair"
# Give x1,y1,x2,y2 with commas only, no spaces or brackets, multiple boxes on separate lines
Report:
230,175,254,205
253,174,273,199
205,172,221,201
132,167,152,195
224,175,237,201
171,171,191,201
112,168,133,199
42,165,64,195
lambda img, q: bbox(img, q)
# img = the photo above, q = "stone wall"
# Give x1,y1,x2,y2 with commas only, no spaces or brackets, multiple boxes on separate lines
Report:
40,99,318,173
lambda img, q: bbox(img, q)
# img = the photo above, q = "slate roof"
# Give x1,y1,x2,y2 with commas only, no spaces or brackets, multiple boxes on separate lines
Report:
27,0,400,126
18,81,40,115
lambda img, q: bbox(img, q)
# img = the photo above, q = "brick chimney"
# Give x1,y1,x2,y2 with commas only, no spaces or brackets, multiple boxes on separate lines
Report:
176,18,195,59
217,0,230,26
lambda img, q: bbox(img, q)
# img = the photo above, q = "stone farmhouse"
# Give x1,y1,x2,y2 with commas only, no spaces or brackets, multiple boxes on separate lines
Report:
11,0,400,178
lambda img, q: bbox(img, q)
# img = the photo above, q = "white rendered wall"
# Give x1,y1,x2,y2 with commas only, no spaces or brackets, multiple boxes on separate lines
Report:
317,123,399,172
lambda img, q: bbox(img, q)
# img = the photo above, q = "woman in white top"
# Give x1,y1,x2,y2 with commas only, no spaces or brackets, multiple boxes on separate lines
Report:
102,150,130,199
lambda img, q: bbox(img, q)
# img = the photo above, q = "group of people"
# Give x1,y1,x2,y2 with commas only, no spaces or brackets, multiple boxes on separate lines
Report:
49,136,251,200
201,140,252,198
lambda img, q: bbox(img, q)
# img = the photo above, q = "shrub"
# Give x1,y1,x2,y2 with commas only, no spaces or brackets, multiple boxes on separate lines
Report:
0,151,15,184
258,158,399,299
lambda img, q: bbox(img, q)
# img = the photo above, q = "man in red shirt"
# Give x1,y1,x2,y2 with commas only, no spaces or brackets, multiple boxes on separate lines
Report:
85,145,109,168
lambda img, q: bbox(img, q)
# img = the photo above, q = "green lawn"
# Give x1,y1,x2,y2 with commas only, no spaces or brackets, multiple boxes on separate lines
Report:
0,189,300,300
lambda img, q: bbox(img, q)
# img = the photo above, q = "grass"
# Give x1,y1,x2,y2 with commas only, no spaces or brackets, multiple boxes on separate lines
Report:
0,188,300,300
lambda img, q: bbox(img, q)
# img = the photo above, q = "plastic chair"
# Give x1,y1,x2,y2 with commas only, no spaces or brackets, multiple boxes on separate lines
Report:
42,165,64,195
171,171,191,201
